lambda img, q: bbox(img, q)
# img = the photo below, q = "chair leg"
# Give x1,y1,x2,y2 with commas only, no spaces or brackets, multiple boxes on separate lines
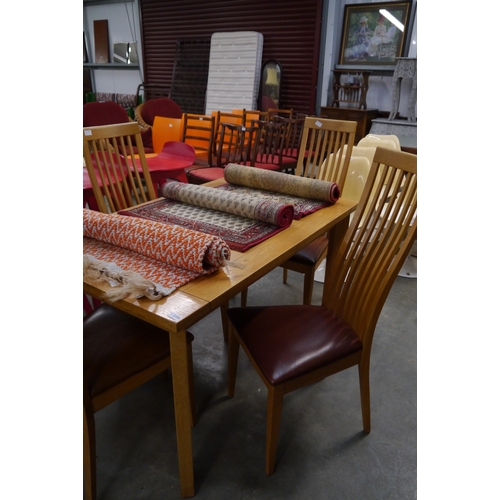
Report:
266,384,285,475
220,301,229,341
358,361,371,433
302,270,314,305
227,324,240,398
83,406,96,500
240,288,248,307
283,268,288,284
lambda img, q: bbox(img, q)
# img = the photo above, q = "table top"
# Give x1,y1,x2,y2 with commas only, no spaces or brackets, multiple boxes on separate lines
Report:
83,183,357,335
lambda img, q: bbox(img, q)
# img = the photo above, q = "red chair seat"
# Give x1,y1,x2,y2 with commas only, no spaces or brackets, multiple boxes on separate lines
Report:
143,141,196,191
226,305,362,385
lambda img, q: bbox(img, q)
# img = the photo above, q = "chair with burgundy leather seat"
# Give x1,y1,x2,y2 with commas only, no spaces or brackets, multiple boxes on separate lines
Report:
84,304,196,500
226,147,417,475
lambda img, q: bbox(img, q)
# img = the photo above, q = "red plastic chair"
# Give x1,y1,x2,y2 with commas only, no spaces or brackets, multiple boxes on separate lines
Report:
144,141,196,194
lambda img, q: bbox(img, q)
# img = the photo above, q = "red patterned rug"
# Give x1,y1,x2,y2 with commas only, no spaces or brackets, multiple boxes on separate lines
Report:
83,209,230,301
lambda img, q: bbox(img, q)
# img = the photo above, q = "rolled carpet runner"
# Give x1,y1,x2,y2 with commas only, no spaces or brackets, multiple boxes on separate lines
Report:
223,163,340,203
161,182,294,228
83,208,230,301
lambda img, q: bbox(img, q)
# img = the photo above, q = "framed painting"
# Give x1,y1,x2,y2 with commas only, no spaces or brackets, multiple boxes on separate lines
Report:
338,1,412,67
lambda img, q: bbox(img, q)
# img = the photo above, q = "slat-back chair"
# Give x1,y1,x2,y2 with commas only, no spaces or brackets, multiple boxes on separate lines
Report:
187,122,260,185
249,119,287,171
240,117,357,306
213,110,246,152
83,122,156,213
226,147,417,475
217,122,260,167
181,113,215,167
267,108,294,118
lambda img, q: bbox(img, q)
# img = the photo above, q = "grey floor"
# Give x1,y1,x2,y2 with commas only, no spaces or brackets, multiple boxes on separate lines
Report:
90,267,417,500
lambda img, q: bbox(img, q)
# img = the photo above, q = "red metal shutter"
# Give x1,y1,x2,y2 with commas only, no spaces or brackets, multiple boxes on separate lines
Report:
139,0,323,116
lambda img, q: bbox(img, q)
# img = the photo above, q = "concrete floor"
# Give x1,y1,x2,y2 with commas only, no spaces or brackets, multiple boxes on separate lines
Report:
89,266,417,500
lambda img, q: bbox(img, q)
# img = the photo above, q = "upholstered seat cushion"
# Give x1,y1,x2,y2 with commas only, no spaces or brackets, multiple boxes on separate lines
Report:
286,235,328,265
227,305,362,385
84,304,194,398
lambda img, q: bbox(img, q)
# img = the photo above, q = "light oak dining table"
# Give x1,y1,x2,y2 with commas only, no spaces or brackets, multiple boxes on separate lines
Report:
83,178,357,497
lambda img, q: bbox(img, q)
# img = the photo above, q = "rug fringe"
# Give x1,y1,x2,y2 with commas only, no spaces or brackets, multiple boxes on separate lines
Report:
83,255,173,302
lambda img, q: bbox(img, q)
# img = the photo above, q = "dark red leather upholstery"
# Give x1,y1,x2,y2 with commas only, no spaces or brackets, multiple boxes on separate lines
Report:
84,304,194,398
286,235,328,265
227,305,362,385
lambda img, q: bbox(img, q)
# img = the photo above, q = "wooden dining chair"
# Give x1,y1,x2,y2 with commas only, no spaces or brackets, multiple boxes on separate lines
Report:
272,114,305,173
84,305,196,500
249,119,287,171
226,147,417,475
83,122,157,213
240,116,357,307
188,122,260,184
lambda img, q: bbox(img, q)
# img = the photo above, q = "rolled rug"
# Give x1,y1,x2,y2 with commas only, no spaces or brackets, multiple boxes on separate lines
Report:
83,208,230,301
223,163,340,203
161,182,294,228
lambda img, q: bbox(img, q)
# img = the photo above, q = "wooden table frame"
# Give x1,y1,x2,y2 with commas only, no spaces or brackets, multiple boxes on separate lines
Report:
83,182,357,497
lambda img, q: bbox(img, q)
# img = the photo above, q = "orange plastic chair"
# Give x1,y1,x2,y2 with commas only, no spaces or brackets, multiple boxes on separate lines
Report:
152,116,183,154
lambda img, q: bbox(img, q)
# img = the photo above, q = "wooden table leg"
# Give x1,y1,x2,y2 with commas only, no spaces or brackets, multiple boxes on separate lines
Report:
169,329,195,498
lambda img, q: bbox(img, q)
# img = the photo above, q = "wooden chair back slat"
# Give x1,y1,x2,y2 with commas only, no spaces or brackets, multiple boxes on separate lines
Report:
181,113,215,166
216,123,259,167
324,147,417,346
295,117,357,189
83,122,156,213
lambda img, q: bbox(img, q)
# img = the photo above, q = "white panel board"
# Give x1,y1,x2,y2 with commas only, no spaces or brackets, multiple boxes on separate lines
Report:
205,31,264,114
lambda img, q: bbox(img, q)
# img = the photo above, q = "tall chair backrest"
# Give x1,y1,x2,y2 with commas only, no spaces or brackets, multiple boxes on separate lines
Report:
181,113,215,166
83,122,156,213
324,147,417,346
267,108,294,119
216,122,259,167
242,109,270,127
295,116,357,190
213,110,246,156
273,115,305,160
249,119,286,170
